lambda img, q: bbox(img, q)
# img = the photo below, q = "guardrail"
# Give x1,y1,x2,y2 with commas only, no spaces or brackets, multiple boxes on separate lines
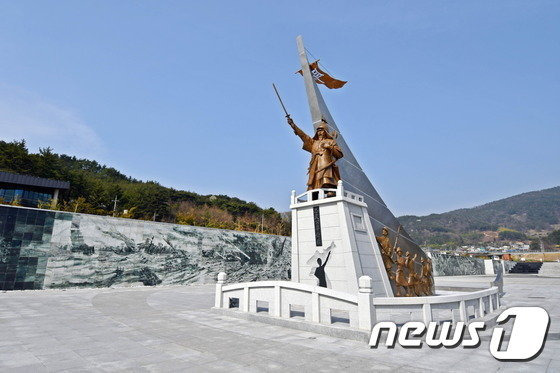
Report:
214,273,501,330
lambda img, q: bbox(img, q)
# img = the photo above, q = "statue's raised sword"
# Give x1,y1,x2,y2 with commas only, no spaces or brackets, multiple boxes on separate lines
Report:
272,83,291,120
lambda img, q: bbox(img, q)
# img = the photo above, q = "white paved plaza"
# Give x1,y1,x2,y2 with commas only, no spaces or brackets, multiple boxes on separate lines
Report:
0,275,558,372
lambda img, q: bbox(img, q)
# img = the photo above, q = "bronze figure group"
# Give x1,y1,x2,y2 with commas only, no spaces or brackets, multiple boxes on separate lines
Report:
376,227,434,297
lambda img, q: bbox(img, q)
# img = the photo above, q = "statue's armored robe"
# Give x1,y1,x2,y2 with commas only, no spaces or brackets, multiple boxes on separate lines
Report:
292,125,343,190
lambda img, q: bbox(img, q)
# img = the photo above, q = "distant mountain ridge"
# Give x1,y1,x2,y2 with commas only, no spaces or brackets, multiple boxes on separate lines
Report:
398,186,560,246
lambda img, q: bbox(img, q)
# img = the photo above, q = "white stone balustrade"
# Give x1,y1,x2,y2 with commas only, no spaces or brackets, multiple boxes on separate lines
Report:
371,286,500,324
214,273,501,331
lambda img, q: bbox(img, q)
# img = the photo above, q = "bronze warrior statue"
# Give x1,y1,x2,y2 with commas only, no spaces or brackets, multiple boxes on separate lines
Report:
394,247,408,297
376,227,395,271
287,117,343,190
405,253,419,297
420,257,434,295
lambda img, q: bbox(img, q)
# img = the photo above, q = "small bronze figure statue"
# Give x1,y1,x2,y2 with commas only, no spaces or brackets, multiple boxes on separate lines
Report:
287,117,343,190
376,227,391,251
394,247,410,297
405,253,419,297
420,257,434,296
376,227,395,277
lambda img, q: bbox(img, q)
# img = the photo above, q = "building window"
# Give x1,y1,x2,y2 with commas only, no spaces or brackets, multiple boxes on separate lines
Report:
0,187,53,207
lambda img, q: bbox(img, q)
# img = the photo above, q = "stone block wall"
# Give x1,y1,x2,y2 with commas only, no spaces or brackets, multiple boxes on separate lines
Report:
429,252,486,276
0,205,290,290
430,252,514,277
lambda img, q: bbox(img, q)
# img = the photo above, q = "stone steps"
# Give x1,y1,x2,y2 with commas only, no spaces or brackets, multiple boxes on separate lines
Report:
509,262,542,274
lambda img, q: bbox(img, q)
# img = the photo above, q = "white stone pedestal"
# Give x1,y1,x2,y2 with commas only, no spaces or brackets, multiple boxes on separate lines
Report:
290,181,393,297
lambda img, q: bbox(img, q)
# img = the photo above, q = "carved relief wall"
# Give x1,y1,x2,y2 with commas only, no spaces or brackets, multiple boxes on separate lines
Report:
429,252,486,276
0,205,290,290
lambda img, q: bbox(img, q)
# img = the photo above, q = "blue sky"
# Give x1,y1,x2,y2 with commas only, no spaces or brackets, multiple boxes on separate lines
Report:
1,1,558,216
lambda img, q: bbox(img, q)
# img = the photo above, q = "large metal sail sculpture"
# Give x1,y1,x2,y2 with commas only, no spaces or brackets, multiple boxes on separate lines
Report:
295,36,432,295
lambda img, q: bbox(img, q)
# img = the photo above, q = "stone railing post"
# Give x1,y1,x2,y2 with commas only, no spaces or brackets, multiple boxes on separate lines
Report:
488,295,494,312
215,272,226,308
484,259,495,275
242,286,250,312
358,276,375,331
337,180,344,196
311,292,320,323
478,297,485,317
273,285,281,317
422,303,433,324
459,300,468,323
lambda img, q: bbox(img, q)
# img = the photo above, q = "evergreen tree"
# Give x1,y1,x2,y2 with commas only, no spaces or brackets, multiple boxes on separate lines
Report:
0,140,290,235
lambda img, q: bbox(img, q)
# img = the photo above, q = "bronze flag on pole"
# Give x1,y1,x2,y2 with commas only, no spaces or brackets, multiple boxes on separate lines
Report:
296,60,347,89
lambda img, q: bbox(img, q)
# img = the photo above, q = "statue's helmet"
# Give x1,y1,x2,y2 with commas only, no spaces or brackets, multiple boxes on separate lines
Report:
313,119,333,140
